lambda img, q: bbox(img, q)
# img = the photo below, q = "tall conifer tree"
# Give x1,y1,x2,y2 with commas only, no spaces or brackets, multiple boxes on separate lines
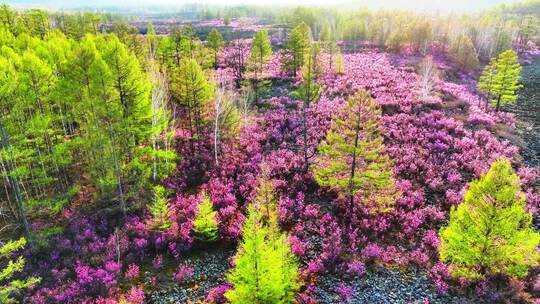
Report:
440,159,540,280
313,89,397,213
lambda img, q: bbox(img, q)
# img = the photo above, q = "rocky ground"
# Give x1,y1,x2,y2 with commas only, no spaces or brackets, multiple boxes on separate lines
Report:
315,268,473,304
148,250,474,304
507,56,540,168
147,247,234,304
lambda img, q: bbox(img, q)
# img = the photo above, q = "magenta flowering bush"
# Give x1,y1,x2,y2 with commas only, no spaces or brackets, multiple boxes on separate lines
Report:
335,283,353,303
173,264,194,282
124,264,140,280
164,193,199,257
124,286,145,304
205,283,233,304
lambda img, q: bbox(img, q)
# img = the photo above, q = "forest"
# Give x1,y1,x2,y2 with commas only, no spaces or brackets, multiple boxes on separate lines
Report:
0,0,539,303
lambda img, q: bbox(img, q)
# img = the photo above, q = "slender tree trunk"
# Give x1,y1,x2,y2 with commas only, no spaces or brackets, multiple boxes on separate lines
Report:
107,124,126,218
214,88,221,165
302,105,309,173
0,119,31,242
115,227,121,265
496,94,502,112
348,109,362,211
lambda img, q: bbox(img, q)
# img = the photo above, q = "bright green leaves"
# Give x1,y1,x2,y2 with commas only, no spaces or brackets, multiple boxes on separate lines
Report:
207,27,223,69
292,43,322,105
0,238,41,303
478,49,522,112
250,30,272,74
225,178,301,304
284,22,312,77
313,89,397,213
439,158,540,280
193,191,219,241
0,28,173,222
148,185,172,231
172,58,214,141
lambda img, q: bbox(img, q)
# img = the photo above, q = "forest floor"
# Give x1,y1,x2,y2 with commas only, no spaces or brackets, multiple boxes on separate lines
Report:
148,251,474,304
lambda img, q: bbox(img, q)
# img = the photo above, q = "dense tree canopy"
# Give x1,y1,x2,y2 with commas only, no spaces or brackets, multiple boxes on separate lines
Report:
440,159,540,280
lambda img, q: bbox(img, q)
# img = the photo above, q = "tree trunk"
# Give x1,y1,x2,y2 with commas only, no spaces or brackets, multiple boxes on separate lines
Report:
302,104,308,173
348,110,362,212
0,119,31,242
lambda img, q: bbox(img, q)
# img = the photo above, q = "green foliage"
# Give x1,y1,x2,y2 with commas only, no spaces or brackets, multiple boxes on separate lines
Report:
147,23,158,58
439,159,540,280
158,26,211,70
63,34,154,202
478,49,522,112
342,18,366,42
207,28,223,69
0,11,174,228
248,30,272,102
225,178,301,304
386,30,404,53
249,30,272,74
54,12,102,39
0,238,41,303
449,34,479,71
313,89,397,212
478,57,497,102
283,22,311,77
192,191,219,241
406,19,433,53
335,47,344,75
292,43,322,104
148,185,171,230
172,58,214,140
292,43,322,172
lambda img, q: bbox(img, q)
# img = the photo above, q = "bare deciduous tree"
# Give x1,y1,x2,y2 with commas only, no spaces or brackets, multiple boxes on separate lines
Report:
419,55,439,102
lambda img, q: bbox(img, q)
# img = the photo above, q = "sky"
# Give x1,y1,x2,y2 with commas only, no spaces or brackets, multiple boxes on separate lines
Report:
3,0,513,12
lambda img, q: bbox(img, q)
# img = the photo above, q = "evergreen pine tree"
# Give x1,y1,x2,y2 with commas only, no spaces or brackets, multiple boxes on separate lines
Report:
207,28,223,69
192,191,218,241
250,30,272,74
284,21,311,77
0,238,40,303
148,185,171,230
292,43,322,173
439,158,540,280
478,57,497,109
225,177,301,304
313,89,397,213
478,50,522,112
172,58,213,142
249,29,272,102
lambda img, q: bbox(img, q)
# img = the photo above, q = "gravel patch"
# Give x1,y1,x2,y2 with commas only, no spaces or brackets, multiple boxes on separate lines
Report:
315,267,473,304
148,247,234,303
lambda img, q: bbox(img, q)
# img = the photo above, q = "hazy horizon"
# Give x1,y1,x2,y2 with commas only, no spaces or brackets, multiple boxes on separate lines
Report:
2,0,515,13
